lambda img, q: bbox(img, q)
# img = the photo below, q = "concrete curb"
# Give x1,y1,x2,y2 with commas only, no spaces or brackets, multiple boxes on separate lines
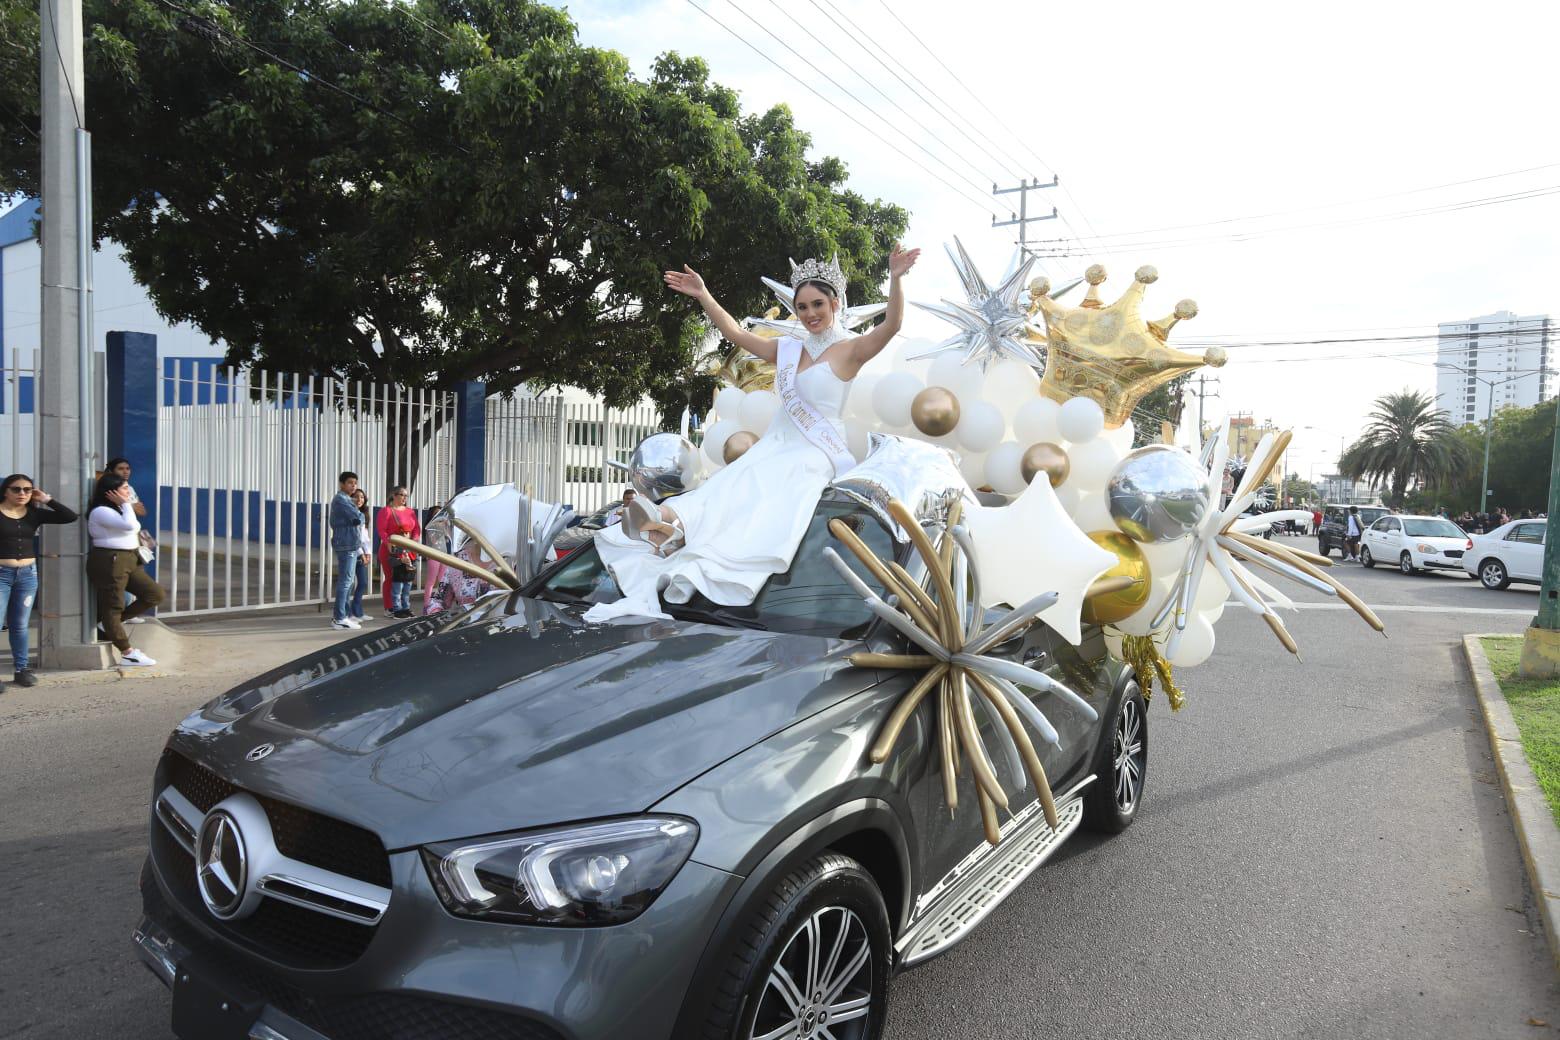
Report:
1464,633,1560,978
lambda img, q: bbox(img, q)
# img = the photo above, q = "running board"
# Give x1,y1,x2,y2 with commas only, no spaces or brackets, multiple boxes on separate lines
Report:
895,776,1093,968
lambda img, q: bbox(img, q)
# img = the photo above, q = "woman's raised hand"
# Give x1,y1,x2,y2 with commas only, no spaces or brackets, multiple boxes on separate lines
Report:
663,265,708,299
888,243,921,279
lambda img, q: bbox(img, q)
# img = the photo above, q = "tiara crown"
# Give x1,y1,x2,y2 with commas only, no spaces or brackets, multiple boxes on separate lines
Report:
789,253,847,297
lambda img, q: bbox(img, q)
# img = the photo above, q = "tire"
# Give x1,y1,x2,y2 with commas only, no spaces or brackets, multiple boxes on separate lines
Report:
1360,546,1375,568
1084,681,1147,834
701,853,890,1040
1399,551,1417,575
1317,538,1330,558
1480,558,1511,590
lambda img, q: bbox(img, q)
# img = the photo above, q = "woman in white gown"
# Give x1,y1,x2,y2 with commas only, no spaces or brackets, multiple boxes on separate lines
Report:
583,246,921,622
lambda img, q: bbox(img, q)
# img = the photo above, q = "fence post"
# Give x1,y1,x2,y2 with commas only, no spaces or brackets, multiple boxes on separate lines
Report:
454,380,486,491
105,331,157,579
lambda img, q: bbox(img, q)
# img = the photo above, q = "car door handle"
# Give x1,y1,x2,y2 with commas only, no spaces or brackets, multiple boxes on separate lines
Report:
1023,647,1048,667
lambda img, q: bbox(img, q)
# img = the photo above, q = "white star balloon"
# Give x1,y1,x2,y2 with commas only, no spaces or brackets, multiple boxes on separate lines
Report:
909,238,1046,372
965,476,1116,645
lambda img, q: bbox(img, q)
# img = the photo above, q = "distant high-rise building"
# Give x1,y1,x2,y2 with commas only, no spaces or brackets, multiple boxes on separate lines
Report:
1434,310,1553,425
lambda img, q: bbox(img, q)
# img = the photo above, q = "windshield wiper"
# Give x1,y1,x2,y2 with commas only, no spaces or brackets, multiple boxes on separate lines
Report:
667,605,769,630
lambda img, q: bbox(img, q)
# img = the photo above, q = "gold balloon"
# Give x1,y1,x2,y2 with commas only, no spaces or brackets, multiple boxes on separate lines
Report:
910,386,961,437
1027,265,1225,429
723,430,758,464
1020,442,1070,487
1081,530,1151,626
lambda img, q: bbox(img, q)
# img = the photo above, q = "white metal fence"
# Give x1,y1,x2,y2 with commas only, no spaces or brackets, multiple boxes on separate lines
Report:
485,396,662,514
0,347,107,481
156,364,458,617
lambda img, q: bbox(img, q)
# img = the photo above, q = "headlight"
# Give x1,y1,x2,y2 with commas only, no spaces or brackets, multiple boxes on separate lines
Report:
1416,543,1436,553
423,816,698,926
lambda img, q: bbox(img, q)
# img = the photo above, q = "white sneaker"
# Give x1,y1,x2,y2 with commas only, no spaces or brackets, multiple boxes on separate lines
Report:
119,648,157,667
127,617,146,624
331,619,355,630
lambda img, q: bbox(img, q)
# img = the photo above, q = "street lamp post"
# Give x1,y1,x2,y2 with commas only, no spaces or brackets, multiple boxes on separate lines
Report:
1521,393,1560,676
1435,363,1531,511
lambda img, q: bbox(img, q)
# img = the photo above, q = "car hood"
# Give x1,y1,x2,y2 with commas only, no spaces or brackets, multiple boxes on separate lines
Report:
167,596,879,849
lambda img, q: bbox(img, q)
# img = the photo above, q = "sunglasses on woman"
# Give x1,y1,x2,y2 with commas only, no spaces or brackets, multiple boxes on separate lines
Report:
6,486,34,494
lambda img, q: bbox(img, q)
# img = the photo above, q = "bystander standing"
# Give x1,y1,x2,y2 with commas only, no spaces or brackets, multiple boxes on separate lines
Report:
86,475,163,665
1345,506,1362,561
376,486,420,619
349,488,374,623
0,474,78,687
328,472,362,630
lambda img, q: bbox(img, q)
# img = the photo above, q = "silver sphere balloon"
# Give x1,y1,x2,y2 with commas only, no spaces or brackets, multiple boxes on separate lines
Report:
1106,445,1209,543
629,433,698,501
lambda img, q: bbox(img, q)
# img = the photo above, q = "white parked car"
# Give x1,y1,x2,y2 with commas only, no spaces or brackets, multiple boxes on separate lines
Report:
1465,519,1546,589
1359,514,1472,575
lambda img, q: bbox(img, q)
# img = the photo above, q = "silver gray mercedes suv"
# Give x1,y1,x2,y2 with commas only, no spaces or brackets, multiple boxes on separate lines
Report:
134,490,1145,1040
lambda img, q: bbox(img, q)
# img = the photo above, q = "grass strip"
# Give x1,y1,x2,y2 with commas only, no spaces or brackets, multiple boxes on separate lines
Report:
1482,635,1560,829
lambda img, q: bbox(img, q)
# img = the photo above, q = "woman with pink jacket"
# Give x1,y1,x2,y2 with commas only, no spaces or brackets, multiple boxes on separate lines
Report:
374,486,421,618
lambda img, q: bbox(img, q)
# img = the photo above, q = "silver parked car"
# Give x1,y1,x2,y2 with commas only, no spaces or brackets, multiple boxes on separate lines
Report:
134,488,1143,1040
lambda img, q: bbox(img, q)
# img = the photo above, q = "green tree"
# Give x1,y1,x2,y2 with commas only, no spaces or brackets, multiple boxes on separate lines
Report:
1340,389,1468,507
1131,373,1189,447
0,0,906,419
1435,402,1558,515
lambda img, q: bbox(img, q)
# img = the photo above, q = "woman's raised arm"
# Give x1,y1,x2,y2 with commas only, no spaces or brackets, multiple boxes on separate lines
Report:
664,266,778,363
846,245,921,369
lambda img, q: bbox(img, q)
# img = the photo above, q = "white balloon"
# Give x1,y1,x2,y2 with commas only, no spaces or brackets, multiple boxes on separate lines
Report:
1195,567,1230,610
1068,436,1126,491
714,387,746,421
1058,396,1105,443
1102,418,1136,454
848,373,882,421
958,451,989,489
1115,574,1178,637
956,401,1005,453
1069,491,1115,532
737,389,779,434
985,441,1027,496
702,419,740,466
981,360,1041,417
1013,397,1062,446
872,372,924,428
844,419,871,462
926,352,986,401
1053,483,1082,513
1167,614,1216,668
891,337,935,376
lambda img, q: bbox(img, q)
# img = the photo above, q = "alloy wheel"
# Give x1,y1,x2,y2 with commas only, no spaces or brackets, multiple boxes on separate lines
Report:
1482,561,1507,589
1113,698,1145,814
750,906,873,1040
1400,552,1414,574
1360,547,1373,568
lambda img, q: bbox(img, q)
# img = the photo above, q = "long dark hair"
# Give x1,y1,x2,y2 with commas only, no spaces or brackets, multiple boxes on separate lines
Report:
350,487,369,520
89,474,128,513
795,279,840,302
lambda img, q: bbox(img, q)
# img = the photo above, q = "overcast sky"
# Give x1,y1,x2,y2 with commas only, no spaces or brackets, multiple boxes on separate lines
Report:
570,0,1560,477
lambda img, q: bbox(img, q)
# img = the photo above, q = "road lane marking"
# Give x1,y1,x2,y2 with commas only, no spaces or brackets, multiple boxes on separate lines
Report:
1279,602,1533,616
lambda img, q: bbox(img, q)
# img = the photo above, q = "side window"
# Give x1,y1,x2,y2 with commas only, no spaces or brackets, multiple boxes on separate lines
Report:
1371,518,1390,532
1384,518,1400,532
1514,524,1545,545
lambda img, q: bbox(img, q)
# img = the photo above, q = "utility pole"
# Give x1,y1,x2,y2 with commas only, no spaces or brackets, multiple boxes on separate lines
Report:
1521,395,1560,675
38,0,107,668
1191,372,1220,440
992,176,1058,261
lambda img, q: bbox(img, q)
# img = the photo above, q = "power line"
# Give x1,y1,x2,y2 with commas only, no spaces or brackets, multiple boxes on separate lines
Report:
806,0,1027,181
681,0,997,215
750,0,997,188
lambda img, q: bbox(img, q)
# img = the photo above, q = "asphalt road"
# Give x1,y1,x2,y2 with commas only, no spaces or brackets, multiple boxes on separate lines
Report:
1,548,1556,1039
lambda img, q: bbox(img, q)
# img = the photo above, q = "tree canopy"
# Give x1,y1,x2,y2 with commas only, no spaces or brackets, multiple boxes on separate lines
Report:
1340,389,1468,507
0,0,908,416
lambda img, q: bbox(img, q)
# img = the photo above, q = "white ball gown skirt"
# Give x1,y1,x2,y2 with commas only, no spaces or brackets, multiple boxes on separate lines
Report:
583,396,848,622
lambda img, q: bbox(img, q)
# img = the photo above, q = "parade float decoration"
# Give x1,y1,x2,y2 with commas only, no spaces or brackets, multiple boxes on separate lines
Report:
389,239,1386,846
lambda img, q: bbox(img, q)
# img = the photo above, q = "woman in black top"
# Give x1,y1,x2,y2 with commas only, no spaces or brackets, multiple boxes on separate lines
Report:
0,472,79,687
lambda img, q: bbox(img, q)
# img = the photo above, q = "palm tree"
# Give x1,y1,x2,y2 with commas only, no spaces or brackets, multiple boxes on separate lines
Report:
1340,390,1469,506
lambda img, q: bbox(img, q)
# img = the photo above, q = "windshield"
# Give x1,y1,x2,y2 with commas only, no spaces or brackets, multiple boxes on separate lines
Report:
535,500,897,638
1403,518,1464,538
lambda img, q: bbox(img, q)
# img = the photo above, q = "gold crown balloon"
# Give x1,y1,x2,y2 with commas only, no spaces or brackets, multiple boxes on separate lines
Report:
1028,264,1226,428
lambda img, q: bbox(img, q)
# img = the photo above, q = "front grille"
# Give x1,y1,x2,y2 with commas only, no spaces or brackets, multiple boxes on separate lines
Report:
163,751,392,888
151,822,376,969
142,879,563,1040
1445,549,1465,559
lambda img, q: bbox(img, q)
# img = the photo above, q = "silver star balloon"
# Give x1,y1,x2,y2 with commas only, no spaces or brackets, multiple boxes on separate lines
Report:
909,238,1046,372
743,276,887,337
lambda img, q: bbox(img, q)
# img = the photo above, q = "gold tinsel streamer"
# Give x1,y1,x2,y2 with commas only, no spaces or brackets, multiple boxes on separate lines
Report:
1119,634,1185,712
